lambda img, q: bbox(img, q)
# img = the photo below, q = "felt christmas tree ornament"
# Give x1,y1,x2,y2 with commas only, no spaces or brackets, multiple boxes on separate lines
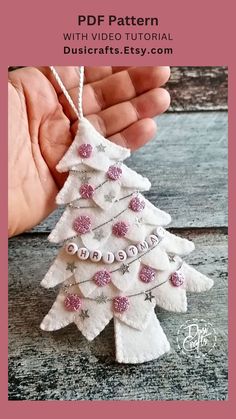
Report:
40,66,213,364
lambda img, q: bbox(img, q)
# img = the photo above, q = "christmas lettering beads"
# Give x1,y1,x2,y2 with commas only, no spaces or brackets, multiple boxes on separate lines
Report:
65,228,166,263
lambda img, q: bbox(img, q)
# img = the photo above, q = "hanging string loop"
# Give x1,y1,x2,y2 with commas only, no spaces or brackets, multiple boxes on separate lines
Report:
49,66,84,120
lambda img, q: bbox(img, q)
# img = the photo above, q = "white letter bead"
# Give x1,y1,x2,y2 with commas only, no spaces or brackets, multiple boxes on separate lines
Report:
146,234,159,246
102,251,115,264
115,250,127,262
137,241,149,253
77,247,90,260
90,250,102,262
155,226,166,238
126,245,138,258
65,242,78,255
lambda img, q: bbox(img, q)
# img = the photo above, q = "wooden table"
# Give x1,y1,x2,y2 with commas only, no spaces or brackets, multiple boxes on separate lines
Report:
8,67,228,400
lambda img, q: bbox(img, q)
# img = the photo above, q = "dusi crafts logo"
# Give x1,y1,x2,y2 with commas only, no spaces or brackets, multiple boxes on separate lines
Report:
177,318,217,358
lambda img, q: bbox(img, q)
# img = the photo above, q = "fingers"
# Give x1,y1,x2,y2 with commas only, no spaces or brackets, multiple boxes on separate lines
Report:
38,66,170,123
38,65,117,94
84,66,170,114
109,118,157,150
84,66,128,82
84,87,170,138
38,66,128,88
92,66,170,106
38,66,170,162
60,66,170,121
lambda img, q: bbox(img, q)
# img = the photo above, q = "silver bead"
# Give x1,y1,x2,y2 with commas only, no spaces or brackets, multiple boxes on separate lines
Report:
102,251,115,264
155,226,166,239
137,240,149,253
115,250,127,262
90,250,102,262
65,242,78,255
146,234,159,246
77,247,90,260
126,245,138,258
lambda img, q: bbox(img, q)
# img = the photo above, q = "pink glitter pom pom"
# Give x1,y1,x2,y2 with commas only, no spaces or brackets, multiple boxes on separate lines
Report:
79,183,95,199
73,215,92,234
64,294,82,311
78,143,93,158
112,221,129,237
113,296,130,313
170,271,185,287
139,265,156,283
107,165,122,181
93,269,111,287
129,196,146,212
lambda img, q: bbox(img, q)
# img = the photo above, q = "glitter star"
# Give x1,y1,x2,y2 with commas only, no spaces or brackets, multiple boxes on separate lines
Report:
134,217,143,227
95,293,108,304
120,263,130,274
93,229,105,241
66,262,77,273
78,173,91,183
96,143,106,152
104,191,116,202
144,291,155,302
79,309,90,320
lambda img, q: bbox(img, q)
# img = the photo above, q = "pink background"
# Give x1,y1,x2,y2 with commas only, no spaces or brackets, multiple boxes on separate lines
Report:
1,0,234,416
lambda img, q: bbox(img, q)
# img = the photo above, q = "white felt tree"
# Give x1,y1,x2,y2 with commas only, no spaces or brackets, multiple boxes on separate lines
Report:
40,67,213,364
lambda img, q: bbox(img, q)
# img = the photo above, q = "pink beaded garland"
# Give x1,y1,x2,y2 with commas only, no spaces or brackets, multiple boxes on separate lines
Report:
170,271,185,287
78,143,93,158
113,296,130,313
73,215,92,234
112,221,129,237
64,294,82,311
79,183,95,199
139,265,156,283
129,196,146,212
93,269,111,286
107,165,122,181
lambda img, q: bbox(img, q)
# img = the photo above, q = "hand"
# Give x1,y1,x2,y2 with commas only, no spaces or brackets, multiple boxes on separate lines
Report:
8,66,170,237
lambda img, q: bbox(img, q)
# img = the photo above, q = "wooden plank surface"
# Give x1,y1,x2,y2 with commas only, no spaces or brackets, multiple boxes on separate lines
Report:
8,66,228,111
31,111,227,233
8,229,228,400
167,67,228,111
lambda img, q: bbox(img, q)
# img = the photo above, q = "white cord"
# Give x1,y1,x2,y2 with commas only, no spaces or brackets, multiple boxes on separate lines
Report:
49,66,84,119
76,66,84,120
